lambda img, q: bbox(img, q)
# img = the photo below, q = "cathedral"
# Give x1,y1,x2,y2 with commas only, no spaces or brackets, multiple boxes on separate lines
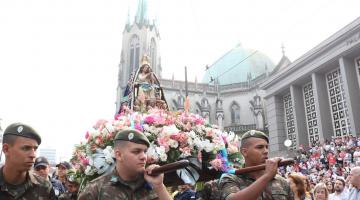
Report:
116,0,360,153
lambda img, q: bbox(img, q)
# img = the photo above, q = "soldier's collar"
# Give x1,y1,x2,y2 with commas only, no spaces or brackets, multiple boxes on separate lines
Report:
28,172,40,185
110,167,147,191
0,167,5,187
0,167,39,186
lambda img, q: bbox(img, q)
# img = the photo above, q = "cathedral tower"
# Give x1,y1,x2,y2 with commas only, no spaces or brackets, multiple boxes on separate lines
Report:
116,0,161,113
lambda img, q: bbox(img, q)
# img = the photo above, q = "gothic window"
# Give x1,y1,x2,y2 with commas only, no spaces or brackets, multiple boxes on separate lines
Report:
130,35,140,73
150,38,156,73
230,102,240,124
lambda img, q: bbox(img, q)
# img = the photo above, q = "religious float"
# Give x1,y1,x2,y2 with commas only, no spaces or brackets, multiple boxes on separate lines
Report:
70,56,243,189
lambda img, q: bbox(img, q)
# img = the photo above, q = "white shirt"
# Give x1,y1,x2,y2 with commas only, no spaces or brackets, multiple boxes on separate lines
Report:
329,191,349,200
348,188,360,200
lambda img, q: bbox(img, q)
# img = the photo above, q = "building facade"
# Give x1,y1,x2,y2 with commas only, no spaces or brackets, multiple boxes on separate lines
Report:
116,1,360,152
116,0,289,134
38,148,57,166
262,17,360,153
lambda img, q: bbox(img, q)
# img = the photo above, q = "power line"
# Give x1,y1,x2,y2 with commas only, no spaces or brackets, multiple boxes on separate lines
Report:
208,50,258,83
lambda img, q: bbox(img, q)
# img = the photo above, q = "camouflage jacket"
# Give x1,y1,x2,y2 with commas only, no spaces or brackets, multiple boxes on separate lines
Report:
196,180,221,200
58,192,77,200
78,168,158,200
219,173,294,200
0,167,56,200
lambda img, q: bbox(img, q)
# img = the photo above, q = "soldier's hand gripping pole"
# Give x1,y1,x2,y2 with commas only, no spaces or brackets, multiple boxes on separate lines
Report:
234,158,294,175
148,160,190,176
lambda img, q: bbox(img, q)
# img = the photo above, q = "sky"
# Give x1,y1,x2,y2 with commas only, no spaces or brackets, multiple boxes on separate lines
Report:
0,0,359,162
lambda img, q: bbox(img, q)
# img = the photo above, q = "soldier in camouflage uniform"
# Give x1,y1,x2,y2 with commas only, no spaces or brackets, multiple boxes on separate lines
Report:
0,122,56,199
219,130,294,200
58,169,80,200
78,129,172,200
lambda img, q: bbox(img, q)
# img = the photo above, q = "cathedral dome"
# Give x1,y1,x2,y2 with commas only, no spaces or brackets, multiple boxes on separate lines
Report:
202,44,275,85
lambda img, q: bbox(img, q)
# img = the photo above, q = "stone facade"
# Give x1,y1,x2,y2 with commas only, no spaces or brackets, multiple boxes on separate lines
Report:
262,17,360,154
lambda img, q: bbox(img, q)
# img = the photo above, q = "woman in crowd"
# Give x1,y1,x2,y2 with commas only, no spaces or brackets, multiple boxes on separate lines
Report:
288,173,312,200
313,183,329,200
325,181,334,194
303,176,314,200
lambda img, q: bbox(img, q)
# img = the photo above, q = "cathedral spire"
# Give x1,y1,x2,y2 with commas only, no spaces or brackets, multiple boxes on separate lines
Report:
135,0,149,26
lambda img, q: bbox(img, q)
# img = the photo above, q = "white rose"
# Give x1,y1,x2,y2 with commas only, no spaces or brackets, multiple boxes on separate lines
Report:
168,139,179,148
85,166,96,176
146,145,159,161
159,153,168,162
189,131,197,138
194,138,203,150
162,125,179,136
203,140,215,152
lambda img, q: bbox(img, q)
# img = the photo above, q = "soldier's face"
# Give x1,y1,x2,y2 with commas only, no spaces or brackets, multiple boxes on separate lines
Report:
3,137,38,171
241,138,269,166
66,182,79,193
117,142,148,173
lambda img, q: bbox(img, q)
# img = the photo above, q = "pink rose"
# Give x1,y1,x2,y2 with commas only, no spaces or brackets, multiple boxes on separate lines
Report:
144,116,155,124
210,158,223,171
85,132,90,140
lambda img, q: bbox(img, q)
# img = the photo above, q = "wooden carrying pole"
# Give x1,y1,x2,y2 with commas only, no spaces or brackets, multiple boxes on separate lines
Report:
235,158,294,175
149,160,190,176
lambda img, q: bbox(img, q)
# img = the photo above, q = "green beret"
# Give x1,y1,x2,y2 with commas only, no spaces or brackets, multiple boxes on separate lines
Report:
241,130,269,143
66,169,80,184
3,122,41,145
114,129,150,147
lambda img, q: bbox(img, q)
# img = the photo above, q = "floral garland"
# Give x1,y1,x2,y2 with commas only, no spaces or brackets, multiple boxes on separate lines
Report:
70,108,243,188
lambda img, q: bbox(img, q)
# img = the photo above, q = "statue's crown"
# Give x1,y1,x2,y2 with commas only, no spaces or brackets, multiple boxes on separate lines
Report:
141,55,150,66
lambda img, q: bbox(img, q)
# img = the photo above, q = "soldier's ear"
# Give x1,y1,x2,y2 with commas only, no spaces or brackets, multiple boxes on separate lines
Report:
240,147,248,157
114,148,123,161
2,143,9,152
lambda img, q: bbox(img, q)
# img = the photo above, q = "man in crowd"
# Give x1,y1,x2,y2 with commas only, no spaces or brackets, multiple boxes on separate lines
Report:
78,129,171,200
174,184,196,200
59,169,80,200
34,156,66,197
55,161,72,188
0,122,55,199
329,178,348,200
348,166,360,200
219,130,294,200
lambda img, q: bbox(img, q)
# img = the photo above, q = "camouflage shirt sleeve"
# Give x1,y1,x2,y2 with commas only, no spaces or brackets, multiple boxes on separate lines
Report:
78,181,99,200
218,174,242,200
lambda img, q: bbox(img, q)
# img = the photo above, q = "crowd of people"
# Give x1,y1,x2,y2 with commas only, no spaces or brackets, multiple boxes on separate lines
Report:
278,135,360,200
1,122,360,200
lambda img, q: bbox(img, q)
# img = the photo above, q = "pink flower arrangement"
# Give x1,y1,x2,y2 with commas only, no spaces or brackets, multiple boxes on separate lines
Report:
71,107,243,187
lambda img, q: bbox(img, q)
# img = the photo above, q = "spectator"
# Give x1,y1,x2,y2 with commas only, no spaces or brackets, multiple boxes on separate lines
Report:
313,183,329,200
288,173,311,200
329,178,348,200
34,157,66,197
353,147,360,166
174,184,196,200
55,161,73,189
348,166,360,200
325,181,334,194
